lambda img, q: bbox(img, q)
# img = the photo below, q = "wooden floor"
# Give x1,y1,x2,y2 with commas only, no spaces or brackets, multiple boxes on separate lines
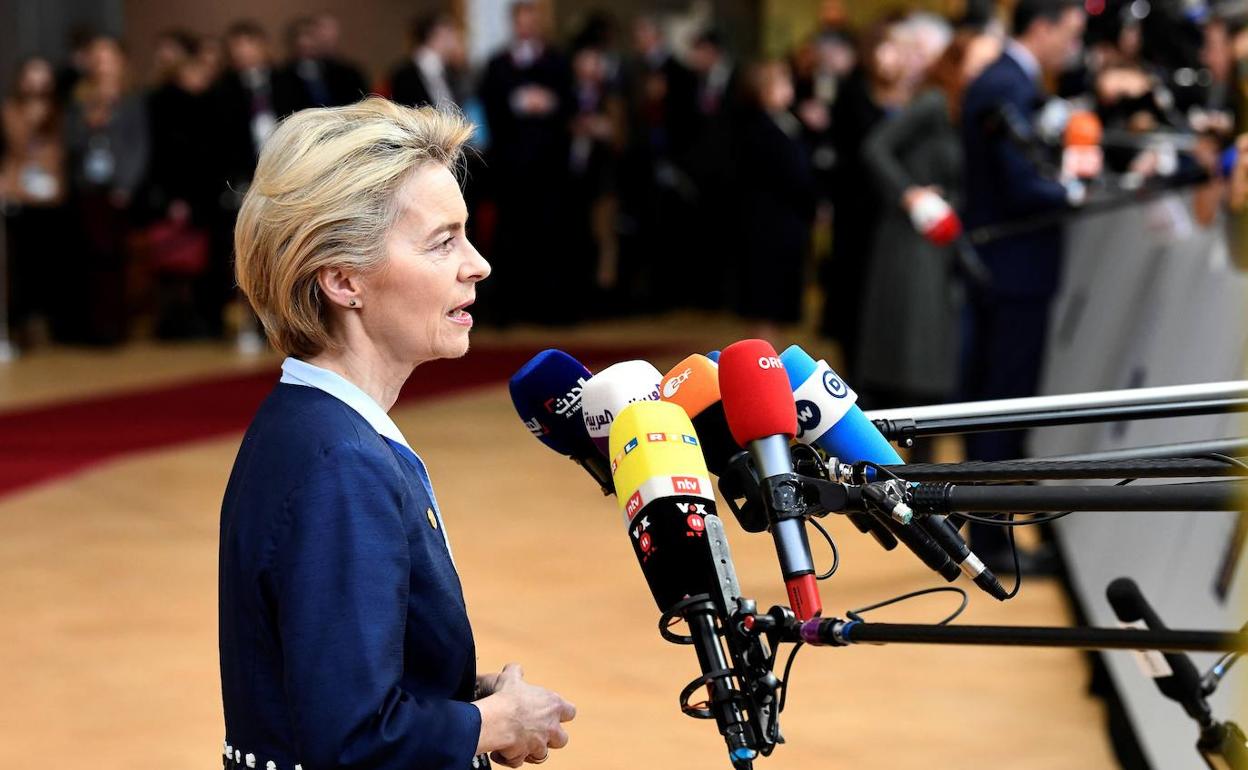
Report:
0,316,1120,769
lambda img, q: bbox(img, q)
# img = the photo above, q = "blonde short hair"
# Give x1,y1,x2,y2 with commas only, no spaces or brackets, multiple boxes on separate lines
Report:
234,97,473,358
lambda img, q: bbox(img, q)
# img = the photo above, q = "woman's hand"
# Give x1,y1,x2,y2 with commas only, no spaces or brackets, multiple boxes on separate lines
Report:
475,663,576,767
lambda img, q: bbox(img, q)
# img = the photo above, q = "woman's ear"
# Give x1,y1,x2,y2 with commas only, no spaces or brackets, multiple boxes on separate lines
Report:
317,266,364,310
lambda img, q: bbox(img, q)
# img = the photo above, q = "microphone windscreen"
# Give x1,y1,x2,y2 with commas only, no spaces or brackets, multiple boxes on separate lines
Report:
1106,577,1149,624
581,360,662,455
719,339,798,446
509,349,596,458
779,345,902,465
660,354,720,417
609,400,712,523
706,350,721,363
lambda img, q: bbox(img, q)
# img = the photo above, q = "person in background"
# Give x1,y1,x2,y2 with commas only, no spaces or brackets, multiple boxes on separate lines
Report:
858,32,1001,422
567,31,625,316
54,25,95,103
284,16,366,109
1,56,67,347
215,20,309,195
390,13,466,111
960,0,1087,571
214,20,310,349
683,27,740,311
819,19,911,374
145,33,218,338
64,35,148,346
478,0,572,325
150,29,199,88
617,14,698,313
733,59,816,347
311,11,368,104
794,28,857,202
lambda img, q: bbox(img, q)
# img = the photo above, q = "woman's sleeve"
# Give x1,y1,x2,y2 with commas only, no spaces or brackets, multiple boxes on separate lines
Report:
862,91,944,206
275,442,482,770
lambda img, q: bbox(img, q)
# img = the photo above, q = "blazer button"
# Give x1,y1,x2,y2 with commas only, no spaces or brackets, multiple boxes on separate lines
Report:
426,507,439,530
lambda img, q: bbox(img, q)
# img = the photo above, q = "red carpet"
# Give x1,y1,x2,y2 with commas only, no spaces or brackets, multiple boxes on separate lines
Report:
0,343,669,498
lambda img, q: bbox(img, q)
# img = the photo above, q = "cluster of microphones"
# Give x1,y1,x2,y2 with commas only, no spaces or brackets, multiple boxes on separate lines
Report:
508,338,1011,767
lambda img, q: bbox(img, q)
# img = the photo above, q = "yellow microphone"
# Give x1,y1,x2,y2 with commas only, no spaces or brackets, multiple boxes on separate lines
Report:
608,400,713,526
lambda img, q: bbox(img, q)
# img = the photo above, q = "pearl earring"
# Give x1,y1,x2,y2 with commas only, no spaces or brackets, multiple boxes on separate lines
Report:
349,299,357,307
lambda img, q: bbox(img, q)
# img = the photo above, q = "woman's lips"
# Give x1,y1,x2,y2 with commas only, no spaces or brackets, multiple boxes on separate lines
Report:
447,301,474,327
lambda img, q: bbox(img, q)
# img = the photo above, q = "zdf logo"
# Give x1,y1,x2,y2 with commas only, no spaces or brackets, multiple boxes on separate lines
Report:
757,356,783,370
662,368,692,398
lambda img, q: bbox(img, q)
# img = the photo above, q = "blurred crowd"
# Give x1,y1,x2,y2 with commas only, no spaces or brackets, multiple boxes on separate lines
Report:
1,1,1245,416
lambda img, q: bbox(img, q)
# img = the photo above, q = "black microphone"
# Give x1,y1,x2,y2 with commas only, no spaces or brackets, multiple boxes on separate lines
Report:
608,399,758,769
1106,577,1211,723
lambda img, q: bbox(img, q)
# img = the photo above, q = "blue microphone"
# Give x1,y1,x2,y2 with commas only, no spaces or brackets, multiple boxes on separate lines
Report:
509,349,612,493
779,346,1008,600
706,350,721,363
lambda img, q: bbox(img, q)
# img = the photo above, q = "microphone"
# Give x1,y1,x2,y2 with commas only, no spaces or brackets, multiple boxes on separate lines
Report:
509,349,611,493
906,189,962,247
1106,577,1211,723
659,354,744,476
1061,110,1104,181
581,360,663,456
609,400,757,768
779,346,1007,599
719,339,822,621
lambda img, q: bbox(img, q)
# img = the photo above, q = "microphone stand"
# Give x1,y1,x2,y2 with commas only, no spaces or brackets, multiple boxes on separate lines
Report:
860,456,1248,483
865,381,1248,446
871,400,1247,446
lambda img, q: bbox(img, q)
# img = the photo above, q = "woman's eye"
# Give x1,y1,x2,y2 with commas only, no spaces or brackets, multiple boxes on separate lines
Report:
436,236,455,253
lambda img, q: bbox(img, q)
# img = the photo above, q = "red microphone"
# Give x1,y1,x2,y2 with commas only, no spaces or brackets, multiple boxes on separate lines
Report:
719,339,822,620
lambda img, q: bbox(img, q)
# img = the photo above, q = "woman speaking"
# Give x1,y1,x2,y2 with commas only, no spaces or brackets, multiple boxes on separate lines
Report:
219,99,575,770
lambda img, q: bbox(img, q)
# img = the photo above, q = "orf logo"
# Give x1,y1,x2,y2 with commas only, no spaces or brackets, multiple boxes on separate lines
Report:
795,400,821,438
758,356,783,370
672,476,701,494
823,370,848,398
625,491,643,518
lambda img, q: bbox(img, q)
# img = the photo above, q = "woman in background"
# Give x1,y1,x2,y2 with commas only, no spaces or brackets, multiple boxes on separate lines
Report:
819,19,911,373
858,31,1001,417
0,56,66,346
64,35,148,345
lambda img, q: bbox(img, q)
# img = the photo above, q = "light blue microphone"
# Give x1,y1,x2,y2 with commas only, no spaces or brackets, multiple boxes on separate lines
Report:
778,345,1008,600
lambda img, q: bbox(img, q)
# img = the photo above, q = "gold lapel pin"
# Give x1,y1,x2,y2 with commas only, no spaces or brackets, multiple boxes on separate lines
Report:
426,508,439,530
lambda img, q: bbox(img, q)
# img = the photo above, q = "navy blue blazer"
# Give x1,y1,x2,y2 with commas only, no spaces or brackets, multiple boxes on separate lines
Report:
219,383,483,770
960,52,1069,299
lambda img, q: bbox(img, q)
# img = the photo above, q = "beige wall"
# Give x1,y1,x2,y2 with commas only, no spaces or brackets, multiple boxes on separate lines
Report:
122,0,446,87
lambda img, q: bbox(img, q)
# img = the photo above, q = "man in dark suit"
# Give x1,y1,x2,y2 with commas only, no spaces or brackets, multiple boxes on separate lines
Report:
478,1,574,324
960,0,1085,566
214,21,312,192
390,13,464,110
209,21,311,342
616,14,699,312
284,15,368,108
